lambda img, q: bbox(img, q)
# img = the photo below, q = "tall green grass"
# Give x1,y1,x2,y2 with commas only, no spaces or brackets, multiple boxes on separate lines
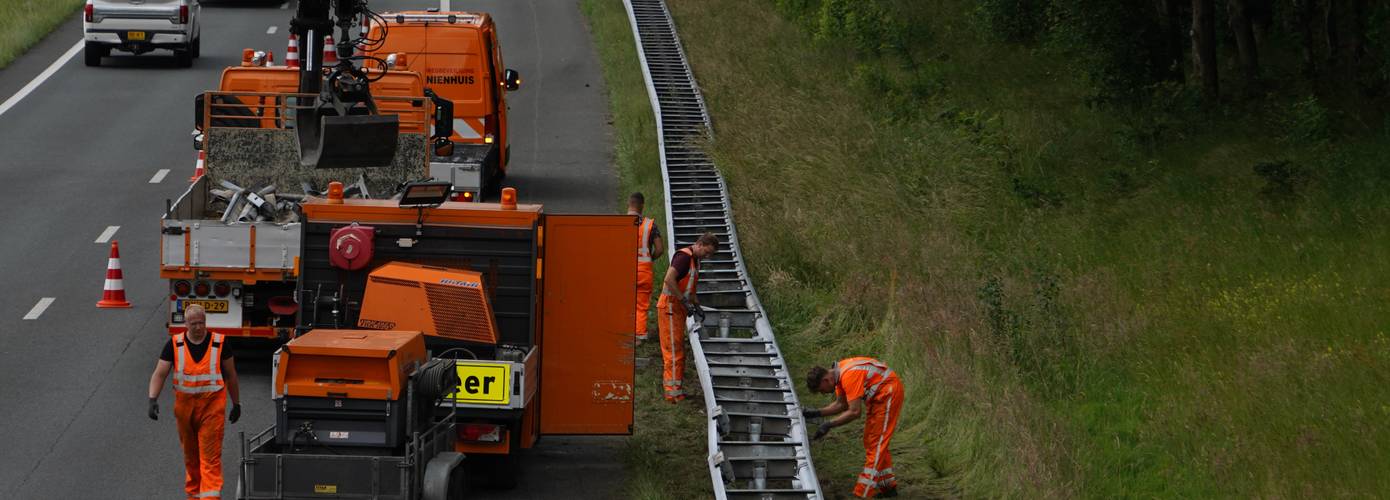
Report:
0,0,83,69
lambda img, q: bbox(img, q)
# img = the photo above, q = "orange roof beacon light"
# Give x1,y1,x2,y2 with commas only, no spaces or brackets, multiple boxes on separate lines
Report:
327,181,345,204
241,48,255,66
500,187,517,210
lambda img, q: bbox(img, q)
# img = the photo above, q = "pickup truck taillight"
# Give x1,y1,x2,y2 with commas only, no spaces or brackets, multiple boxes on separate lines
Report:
84,3,93,22
178,5,188,24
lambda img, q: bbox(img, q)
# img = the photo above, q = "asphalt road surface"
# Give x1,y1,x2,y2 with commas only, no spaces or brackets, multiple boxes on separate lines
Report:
0,1,621,498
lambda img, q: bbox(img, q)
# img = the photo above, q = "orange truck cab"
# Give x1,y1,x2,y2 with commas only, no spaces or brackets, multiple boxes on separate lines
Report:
362,10,521,202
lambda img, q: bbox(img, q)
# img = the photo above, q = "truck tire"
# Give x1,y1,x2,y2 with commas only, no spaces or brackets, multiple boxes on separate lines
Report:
422,452,465,500
83,43,105,67
486,453,520,490
174,48,193,68
191,36,201,58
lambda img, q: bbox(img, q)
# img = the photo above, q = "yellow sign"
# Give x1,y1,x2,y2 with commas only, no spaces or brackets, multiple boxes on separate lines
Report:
127,31,146,41
454,362,510,405
182,299,229,313
314,484,337,494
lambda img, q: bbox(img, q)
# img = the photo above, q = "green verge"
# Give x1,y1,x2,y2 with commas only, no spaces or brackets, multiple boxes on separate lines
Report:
0,0,84,69
580,1,712,498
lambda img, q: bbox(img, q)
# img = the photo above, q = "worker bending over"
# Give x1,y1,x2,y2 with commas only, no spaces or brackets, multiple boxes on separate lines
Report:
656,231,718,402
629,192,664,342
805,357,903,498
148,304,242,500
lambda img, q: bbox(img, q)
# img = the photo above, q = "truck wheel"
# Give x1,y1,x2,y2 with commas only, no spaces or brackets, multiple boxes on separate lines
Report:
191,37,201,58
83,43,105,67
174,49,193,68
484,452,520,490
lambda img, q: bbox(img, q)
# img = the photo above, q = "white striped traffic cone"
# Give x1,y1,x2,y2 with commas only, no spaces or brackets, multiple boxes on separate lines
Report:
286,34,299,68
323,35,337,65
97,241,132,308
189,149,206,182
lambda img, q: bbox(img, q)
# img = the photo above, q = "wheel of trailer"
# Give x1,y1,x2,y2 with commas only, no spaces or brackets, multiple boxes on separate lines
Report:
83,43,106,67
422,452,466,500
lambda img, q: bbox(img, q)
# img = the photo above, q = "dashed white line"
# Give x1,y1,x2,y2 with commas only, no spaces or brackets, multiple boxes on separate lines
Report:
23,298,55,320
267,26,278,35
0,40,83,119
95,226,120,244
149,169,170,184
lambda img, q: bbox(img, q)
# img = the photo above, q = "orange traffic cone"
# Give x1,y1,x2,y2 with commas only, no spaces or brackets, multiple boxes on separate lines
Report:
286,34,299,68
97,241,132,308
323,35,337,65
189,149,206,182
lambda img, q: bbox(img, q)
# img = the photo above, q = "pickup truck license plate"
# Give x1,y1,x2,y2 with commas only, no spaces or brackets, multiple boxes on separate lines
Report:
127,31,146,41
453,362,510,405
182,299,229,314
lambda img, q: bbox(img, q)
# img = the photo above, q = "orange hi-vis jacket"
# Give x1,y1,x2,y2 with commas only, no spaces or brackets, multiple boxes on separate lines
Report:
173,332,228,500
173,332,226,396
637,217,656,267
835,357,903,498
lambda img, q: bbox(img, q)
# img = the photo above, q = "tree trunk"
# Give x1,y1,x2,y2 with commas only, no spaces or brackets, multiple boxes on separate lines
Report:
1295,0,1318,75
1192,0,1219,101
1161,0,1185,80
1228,0,1260,85
1325,0,1339,67
1346,0,1366,65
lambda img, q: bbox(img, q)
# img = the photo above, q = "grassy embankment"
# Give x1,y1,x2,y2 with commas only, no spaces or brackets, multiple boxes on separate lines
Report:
0,0,83,69
589,0,1390,497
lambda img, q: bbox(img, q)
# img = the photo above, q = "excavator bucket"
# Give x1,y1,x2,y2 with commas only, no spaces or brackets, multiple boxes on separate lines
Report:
298,113,400,169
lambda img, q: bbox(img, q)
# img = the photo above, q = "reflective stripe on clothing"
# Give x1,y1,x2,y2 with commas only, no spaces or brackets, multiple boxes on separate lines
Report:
194,490,221,498
661,247,700,298
852,379,902,498
637,217,655,263
836,357,895,402
656,296,688,399
173,333,226,396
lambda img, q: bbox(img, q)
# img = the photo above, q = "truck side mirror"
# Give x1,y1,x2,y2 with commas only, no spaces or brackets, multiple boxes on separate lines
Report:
503,69,521,91
425,88,454,142
193,93,206,132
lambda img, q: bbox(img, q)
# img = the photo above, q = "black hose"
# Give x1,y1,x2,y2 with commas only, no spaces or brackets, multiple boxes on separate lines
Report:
415,358,460,403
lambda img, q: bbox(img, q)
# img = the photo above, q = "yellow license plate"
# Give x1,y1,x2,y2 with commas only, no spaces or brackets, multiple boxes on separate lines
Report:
182,299,229,314
454,362,510,405
127,31,146,41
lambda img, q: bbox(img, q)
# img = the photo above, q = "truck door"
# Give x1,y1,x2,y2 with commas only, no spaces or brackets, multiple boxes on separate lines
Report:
539,214,637,434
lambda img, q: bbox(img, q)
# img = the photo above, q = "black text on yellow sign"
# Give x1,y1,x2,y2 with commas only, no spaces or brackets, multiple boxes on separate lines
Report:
453,362,510,405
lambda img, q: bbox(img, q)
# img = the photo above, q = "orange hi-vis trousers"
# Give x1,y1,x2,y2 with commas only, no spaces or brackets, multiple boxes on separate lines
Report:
635,262,654,340
854,376,903,498
175,392,226,499
655,294,687,400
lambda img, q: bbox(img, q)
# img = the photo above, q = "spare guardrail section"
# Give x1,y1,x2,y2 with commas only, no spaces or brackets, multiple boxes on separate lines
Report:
622,1,823,498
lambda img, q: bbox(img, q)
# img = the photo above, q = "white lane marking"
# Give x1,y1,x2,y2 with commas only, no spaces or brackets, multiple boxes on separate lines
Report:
0,40,84,119
267,26,278,35
95,226,120,244
149,169,170,184
441,0,449,11
23,298,55,320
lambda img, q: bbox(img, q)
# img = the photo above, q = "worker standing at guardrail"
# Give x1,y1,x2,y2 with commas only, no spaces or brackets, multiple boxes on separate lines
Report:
629,192,664,343
147,304,242,500
656,232,718,402
804,357,903,498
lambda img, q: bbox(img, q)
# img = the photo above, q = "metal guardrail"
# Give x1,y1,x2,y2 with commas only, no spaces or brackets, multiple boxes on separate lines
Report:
622,1,823,498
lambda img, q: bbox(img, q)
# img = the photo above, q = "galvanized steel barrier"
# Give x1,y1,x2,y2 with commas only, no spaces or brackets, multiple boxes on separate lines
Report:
623,1,823,498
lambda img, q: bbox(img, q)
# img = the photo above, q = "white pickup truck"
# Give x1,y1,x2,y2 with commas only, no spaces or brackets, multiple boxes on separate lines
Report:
83,0,201,67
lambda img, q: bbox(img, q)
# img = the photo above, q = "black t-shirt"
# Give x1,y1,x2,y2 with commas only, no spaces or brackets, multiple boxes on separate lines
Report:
160,335,233,364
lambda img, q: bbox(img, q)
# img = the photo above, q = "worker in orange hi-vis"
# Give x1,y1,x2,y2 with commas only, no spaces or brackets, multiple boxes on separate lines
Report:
629,192,664,343
656,231,718,402
147,304,242,500
805,357,904,498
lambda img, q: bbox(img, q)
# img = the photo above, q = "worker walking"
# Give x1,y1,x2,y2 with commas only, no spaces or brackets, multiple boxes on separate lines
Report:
804,357,903,498
148,304,242,500
629,192,664,342
656,231,718,402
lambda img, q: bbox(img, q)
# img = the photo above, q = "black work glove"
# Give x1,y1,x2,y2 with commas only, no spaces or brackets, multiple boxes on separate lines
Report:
813,422,833,440
229,403,242,423
147,398,159,421
801,407,821,419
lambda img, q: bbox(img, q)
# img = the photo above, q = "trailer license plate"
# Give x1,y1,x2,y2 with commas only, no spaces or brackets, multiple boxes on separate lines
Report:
127,31,146,41
453,362,510,405
182,299,229,313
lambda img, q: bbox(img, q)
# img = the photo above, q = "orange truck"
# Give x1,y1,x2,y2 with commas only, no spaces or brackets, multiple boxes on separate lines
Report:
362,10,521,202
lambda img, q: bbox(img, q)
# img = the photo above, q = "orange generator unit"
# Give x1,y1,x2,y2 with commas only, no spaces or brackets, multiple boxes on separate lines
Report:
291,184,636,487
